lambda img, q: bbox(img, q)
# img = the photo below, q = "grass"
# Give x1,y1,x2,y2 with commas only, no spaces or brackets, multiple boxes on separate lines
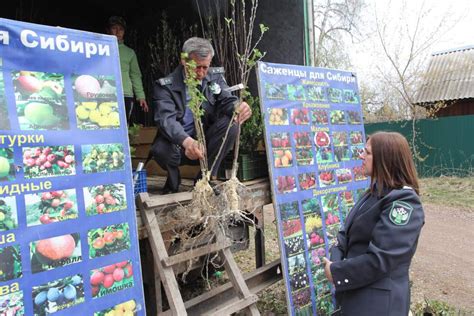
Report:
420,176,474,211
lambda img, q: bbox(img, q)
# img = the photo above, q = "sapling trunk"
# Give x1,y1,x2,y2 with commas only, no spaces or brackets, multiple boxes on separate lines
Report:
161,54,257,282
182,53,210,183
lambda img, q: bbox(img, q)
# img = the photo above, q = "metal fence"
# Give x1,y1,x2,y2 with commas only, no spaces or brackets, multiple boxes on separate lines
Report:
365,115,474,177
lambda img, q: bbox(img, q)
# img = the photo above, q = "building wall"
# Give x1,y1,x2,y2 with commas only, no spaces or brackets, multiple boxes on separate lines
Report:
435,99,474,117
257,0,305,65
248,0,306,95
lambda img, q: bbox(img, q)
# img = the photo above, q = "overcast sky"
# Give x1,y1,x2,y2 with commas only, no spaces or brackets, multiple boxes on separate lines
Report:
428,0,473,51
347,0,473,79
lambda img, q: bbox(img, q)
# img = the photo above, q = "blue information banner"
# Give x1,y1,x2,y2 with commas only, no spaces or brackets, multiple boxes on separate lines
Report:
256,62,369,315
0,18,145,315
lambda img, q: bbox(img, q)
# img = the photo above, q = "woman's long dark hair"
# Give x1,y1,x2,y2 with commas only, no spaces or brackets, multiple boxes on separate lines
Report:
368,132,420,196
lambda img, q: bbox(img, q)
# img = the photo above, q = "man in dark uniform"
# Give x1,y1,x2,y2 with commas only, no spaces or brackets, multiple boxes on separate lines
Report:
151,37,252,193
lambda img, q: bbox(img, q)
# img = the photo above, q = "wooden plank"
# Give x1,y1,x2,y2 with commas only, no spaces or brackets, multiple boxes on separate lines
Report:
144,191,193,209
220,247,260,316
130,126,157,145
220,248,251,296
202,295,258,316
182,260,281,314
154,262,163,313
162,240,232,267
134,143,152,159
242,177,268,186
137,195,187,316
136,178,272,241
240,183,272,211
143,161,201,179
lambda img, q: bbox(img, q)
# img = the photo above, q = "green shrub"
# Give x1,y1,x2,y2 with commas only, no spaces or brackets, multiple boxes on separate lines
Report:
411,298,467,315
128,123,141,158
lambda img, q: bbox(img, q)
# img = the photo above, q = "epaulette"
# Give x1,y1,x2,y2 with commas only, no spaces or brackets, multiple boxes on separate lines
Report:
209,67,225,74
158,77,172,86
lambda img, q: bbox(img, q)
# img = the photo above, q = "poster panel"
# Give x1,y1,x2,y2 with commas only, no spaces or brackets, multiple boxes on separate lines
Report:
0,18,145,315
256,61,369,315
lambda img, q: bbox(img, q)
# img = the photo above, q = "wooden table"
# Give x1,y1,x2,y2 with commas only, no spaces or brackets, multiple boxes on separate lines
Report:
135,177,282,315
135,177,273,268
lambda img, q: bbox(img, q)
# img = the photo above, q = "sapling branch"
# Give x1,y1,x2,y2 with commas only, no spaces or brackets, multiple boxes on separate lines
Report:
182,53,210,181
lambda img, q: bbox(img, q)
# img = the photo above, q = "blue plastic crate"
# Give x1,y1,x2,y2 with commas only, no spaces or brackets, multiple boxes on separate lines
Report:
133,170,147,195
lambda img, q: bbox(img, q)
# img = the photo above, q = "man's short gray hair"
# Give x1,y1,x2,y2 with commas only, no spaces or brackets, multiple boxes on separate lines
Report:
182,37,214,59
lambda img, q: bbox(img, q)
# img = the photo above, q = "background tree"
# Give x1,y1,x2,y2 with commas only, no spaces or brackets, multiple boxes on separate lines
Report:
196,0,268,156
358,0,460,157
312,0,365,68
358,0,462,120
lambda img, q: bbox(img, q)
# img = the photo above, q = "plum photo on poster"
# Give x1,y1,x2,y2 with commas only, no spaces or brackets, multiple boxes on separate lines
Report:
32,274,85,315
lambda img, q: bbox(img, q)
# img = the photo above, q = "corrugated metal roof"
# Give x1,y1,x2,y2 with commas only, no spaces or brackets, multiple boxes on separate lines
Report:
414,45,474,104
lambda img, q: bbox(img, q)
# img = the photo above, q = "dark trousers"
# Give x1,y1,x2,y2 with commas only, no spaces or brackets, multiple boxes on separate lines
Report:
151,116,238,192
124,97,134,125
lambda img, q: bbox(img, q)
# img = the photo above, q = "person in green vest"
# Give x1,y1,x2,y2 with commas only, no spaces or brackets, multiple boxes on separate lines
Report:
107,16,148,123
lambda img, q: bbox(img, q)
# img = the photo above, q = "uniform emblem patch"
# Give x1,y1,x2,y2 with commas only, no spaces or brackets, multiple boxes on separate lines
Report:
209,82,221,95
389,201,413,225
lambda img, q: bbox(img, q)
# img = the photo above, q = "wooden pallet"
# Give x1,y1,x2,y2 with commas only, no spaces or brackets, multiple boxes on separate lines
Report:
137,192,262,315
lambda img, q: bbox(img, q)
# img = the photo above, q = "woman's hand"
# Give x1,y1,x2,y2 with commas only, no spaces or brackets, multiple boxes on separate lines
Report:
138,98,149,112
322,257,334,283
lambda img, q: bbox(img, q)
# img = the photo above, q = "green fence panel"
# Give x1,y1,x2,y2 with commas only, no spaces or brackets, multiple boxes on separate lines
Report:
365,115,474,177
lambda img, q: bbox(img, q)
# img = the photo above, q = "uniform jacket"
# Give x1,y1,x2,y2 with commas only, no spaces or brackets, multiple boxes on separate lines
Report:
118,42,145,99
330,187,424,316
152,65,238,146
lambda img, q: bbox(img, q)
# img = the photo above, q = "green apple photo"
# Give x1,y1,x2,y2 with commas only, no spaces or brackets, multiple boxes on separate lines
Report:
12,70,69,130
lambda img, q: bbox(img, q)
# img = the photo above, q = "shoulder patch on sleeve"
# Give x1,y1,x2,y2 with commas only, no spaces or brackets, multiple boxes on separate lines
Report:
389,201,413,225
209,82,222,95
158,77,172,86
209,67,225,74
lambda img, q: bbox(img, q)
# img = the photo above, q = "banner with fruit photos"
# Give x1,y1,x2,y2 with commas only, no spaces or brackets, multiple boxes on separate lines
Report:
256,61,369,316
0,18,145,315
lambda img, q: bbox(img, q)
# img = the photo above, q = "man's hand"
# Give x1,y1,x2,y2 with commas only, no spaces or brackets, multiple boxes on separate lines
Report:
138,99,149,112
322,257,334,283
182,137,204,160
235,101,252,124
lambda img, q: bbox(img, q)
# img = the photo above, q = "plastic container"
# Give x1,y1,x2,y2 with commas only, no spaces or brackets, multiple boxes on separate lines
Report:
219,152,268,181
133,169,147,195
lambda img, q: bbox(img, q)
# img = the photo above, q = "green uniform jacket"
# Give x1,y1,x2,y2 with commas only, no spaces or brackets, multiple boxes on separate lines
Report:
118,42,145,100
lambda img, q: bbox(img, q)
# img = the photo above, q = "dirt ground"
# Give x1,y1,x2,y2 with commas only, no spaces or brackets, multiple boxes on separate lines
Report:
410,203,474,312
